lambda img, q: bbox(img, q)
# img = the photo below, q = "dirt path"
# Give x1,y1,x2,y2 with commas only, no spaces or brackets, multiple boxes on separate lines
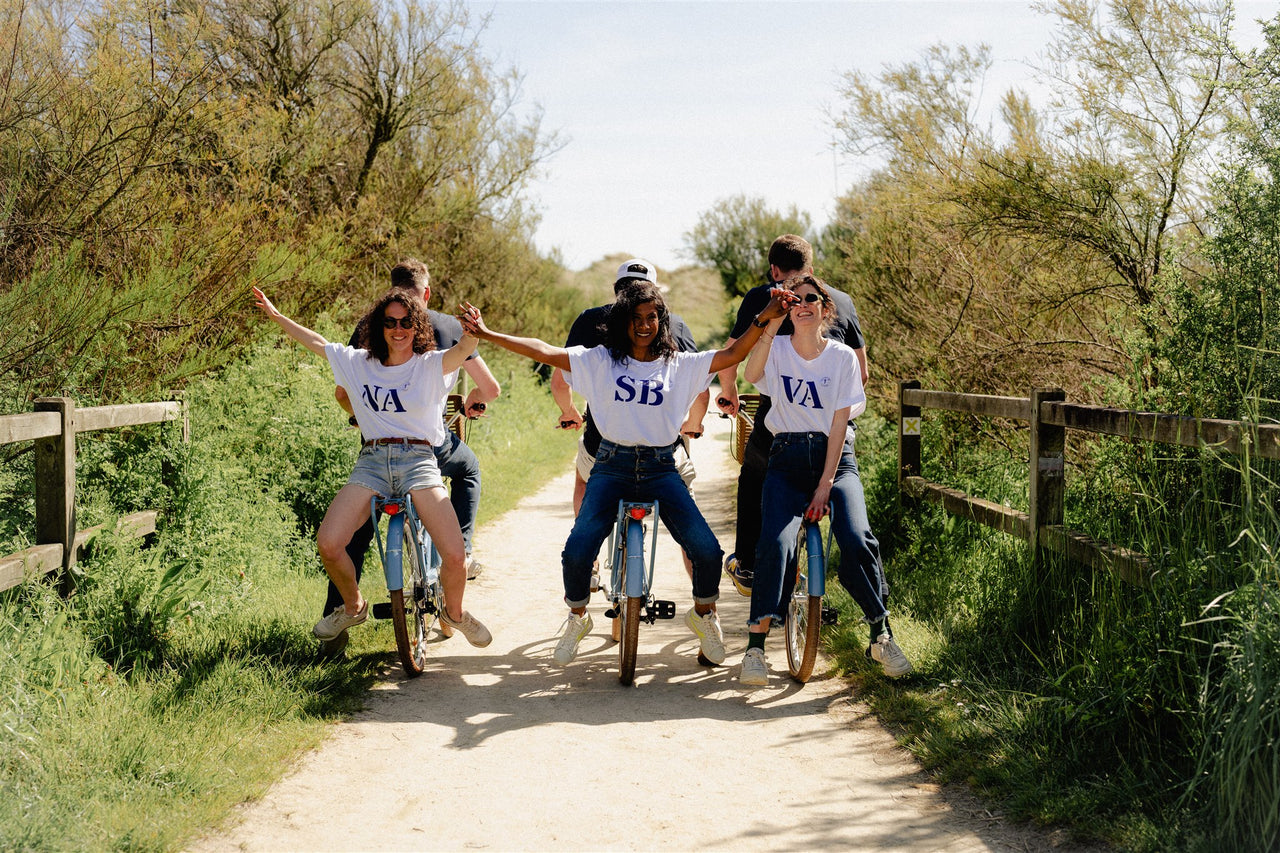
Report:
190,414,1083,852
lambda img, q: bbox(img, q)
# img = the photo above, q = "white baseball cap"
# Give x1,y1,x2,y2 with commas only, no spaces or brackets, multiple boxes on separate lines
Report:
615,258,658,285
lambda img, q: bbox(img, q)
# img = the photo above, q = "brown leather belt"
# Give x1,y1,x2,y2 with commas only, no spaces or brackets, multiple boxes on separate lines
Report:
363,437,434,447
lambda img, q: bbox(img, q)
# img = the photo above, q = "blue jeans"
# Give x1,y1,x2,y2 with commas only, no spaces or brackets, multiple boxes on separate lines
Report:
563,439,722,608
749,431,888,627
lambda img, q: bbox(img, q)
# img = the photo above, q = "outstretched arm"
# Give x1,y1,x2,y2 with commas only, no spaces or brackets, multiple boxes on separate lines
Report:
458,302,572,372
708,288,798,374
252,287,328,356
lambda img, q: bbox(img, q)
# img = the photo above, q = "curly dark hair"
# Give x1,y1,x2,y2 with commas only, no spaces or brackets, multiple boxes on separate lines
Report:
355,291,436,363
605,281,676,363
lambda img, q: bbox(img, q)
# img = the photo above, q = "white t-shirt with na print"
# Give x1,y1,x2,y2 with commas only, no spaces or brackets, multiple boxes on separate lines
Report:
565,346,716,447
325,343,459,445
760,336,866,436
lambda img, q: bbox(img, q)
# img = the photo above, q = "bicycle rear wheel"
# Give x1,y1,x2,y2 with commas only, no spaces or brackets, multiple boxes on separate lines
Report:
392,519,430,677
785,528,822,683
618,595,641,686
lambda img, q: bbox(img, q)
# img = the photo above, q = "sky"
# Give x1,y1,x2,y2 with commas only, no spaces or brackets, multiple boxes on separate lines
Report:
468,1,1275,274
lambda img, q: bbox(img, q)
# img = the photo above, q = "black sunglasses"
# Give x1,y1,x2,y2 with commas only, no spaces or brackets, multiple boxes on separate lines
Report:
793,292,824,304
382,316,415,330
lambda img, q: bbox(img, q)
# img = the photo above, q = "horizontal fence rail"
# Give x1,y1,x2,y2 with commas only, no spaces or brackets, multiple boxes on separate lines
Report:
898,382,1270,587
0,396,187,594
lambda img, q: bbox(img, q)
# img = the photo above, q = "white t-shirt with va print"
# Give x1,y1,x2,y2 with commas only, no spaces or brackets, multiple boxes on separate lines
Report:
760,336,866,435
565,346,716,447
325,343,459,444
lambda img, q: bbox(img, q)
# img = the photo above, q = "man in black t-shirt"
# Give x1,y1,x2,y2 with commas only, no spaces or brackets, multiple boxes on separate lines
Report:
551,258,708,514
714,235,868,594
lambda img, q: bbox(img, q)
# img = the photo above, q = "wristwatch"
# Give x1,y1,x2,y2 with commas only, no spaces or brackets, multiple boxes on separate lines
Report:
752,315,769,328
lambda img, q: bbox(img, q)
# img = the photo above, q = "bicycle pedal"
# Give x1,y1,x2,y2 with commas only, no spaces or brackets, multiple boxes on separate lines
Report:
822,605,839,625
371,602,393,620
651,600,677,620
604,605,620,619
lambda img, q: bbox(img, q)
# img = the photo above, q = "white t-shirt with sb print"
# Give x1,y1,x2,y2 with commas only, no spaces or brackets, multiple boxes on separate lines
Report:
325,343,458,444
760,336,866,435
565,346,716,446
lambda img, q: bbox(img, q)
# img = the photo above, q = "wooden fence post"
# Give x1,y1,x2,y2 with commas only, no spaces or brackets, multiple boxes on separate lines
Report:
1029,387,1066,586
899,380,922,500
34,397,76,593
1029,387,1066,546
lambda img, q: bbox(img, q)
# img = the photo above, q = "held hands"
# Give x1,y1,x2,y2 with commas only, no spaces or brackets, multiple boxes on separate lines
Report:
457,302,489,339
760,287,800,322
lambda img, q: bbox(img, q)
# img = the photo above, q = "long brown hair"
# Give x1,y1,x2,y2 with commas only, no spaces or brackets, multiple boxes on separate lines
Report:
356,291,436,363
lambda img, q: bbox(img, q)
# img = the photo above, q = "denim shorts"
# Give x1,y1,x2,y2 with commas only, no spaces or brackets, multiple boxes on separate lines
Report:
347,442,445,496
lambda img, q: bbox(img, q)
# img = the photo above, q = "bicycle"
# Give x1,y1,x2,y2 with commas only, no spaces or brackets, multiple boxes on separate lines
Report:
601,499,676,685
367,493,450,678
785,519,840,683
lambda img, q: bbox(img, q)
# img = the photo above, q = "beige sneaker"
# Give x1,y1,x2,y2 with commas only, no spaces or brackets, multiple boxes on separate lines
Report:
439,610,492,647
313,600,368,641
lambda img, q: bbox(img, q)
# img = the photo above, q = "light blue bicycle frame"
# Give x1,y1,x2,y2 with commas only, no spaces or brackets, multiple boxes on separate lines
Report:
803,520,829,597
372,496,440,593
609,500,659,600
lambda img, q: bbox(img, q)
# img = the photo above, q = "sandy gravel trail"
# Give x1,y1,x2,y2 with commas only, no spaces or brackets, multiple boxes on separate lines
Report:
190,413,1084,852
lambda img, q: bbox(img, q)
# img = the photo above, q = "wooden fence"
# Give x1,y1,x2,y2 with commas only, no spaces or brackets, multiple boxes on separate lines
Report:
897,381,1280,586
0,396,188,593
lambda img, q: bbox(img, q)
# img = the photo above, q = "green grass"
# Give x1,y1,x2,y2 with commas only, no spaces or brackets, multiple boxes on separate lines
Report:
0,327,575,852
824,404,1280,852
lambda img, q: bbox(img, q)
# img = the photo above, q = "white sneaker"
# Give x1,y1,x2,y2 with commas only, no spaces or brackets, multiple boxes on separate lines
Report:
869,634,913,677
739,647,769,686
684,608,726,664
554,612,593,665
439,610,492,648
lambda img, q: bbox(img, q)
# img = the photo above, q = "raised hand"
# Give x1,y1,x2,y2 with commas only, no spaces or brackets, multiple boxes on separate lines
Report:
251,286,282,321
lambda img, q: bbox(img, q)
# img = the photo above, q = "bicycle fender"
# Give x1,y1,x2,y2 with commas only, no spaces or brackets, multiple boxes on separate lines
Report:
806,522,826,597
383,512,406,592
625,519,647,599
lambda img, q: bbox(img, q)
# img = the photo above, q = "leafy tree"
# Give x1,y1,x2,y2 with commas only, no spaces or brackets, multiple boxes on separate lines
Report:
682,194,810,298
1143,11,1280,420
0,0,561,406
823,0,1247,399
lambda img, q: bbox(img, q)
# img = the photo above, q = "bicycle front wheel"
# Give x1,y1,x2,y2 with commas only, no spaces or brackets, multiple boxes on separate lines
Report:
618,595,641,686
785,530,822,683
392,520,431,677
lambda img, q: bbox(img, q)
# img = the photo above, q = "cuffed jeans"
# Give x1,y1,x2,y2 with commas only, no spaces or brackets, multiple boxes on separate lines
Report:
324,431,482,616
749,431,888,627
563,439,722,608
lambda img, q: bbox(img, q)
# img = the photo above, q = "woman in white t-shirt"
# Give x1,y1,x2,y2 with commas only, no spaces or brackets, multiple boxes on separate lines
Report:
252,286,492,648
458,280,795,668
736,274,912,686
